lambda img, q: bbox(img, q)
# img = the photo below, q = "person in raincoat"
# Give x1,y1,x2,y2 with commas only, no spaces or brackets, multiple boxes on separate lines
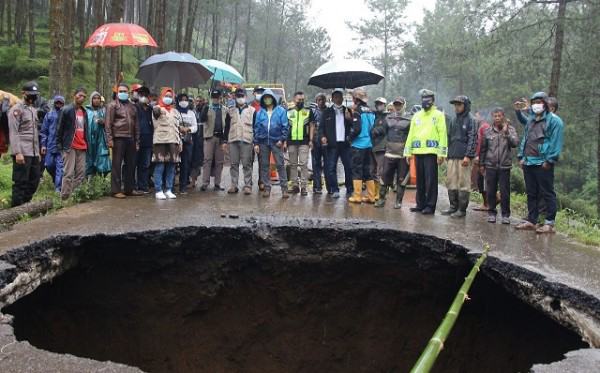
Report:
348,88,376,204
40,95,65,191
85,91,111,177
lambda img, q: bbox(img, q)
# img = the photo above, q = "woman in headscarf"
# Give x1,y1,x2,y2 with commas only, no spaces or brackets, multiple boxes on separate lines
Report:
85,91,111,177
175,92,198,194
152,88,182,200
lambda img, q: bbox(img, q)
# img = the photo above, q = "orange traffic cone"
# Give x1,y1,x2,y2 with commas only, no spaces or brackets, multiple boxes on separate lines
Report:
270,154,278,181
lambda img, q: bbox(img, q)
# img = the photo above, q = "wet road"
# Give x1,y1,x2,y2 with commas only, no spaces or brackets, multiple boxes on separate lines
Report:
0,165,599,299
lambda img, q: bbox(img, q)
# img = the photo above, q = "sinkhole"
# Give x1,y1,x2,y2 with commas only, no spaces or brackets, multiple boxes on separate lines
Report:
0,225,590,373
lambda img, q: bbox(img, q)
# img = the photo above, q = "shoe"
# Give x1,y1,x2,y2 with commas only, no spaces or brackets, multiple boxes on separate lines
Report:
393,201,402,209
374,185,388,208
141,190,150,195
291,185,300,194
262,189,271,198
165,190,177,199
282,190,290,199
410,207,423,212
451,191,471,218
536,224,556,234
451,210,466,218
113,193,126,199
126,190,144,196
395,185,406,210
228,186,239,194
363,180,377,204
301,188,308,196
243,186,252,195
487,215,496,223
515,221,537,231
314,189,322,195
348,180,363,203
200,184,208,191
155,191,166,200
421,207,435,215
501,217,511,225
441,190,459,215
259,182,265,191
214,184,224,191
332,192,340,199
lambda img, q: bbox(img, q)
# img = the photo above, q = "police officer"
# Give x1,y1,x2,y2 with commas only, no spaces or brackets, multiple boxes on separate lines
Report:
8,81,42,207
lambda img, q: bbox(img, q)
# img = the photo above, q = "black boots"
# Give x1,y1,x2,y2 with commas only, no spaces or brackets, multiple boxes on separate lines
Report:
441,189,459,215
374,184,388,208
451,191,470,218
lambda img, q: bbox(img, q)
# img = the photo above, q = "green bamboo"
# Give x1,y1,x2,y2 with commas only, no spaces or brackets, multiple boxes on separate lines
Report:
410,244,490,373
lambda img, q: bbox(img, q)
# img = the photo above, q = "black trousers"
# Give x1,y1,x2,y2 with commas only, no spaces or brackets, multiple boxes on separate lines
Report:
415,154,438,210
351,147,373,181
382,157,409,186
485,168,511,217
523,164,557,224
12,155,41,207
111,137,136,194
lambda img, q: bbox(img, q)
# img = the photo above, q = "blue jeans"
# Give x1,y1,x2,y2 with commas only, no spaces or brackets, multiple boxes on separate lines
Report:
153,162,176,192
326,142,353,194
44,152,63,192
136,147,152,192
311,142,330,192
179,142,194,192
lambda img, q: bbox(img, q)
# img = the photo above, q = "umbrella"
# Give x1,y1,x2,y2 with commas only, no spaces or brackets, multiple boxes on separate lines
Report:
308,59,384,89
136,52,213,90
199,59,245,85
85,23,157,48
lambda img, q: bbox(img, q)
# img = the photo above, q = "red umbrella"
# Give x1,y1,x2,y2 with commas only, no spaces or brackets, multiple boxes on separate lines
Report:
85,23,157,48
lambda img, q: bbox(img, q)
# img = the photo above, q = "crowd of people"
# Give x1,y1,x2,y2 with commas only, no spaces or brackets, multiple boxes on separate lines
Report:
0,80,563,233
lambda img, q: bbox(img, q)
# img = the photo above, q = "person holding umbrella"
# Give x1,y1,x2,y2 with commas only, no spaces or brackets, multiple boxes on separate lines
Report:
253,89,289,199
176,92,198,194
152,88,182,200
105,83,141,198
348,88,376,204
403,89,448,214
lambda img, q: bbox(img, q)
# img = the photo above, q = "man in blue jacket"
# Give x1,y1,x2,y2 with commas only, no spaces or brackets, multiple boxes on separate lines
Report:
41,95,65,191
253,89,289,199
514,91,564,234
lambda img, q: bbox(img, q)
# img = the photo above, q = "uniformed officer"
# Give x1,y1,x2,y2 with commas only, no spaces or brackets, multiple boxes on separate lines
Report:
8,81,42,207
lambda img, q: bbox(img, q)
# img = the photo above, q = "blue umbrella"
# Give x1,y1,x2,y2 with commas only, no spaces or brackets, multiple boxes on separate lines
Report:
199,59,245,84
136,52,213,90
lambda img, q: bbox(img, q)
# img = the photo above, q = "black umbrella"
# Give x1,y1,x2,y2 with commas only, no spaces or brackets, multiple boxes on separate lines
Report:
308,59,384,89
136,51,213,90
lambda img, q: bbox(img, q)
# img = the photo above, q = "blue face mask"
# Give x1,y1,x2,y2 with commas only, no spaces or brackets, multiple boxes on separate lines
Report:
163,97,173,105
118,92,129,101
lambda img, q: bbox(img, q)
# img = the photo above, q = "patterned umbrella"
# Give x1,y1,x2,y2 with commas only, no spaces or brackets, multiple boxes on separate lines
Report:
85,23,157,48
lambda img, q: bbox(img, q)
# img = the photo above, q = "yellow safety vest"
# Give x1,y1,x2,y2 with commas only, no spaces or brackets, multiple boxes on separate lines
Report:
287,108,311,142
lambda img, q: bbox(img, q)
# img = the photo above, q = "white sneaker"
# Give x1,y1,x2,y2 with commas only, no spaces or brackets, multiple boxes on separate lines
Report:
155,191,166,200
165,190,177,199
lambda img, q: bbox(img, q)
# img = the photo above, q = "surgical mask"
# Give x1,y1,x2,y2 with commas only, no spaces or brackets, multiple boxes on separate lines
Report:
179,100,189,109
118,92,129,101
132,92,139,100
236,97,246,105
138,96,149,104
263,97,273,106
163,96,173,105
421,98,433,110
296,101,304,110
531,103,545,114
376,104,385,112
333,103,343,110
255,94,263,101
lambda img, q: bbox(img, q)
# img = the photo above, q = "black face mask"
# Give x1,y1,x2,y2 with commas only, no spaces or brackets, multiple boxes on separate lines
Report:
421,98,433,110
54,105,63,111
296,102,304,110
26,94,38,103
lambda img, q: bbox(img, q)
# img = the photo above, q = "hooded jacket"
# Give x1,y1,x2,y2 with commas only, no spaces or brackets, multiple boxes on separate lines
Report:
381,111,411,158
350,102,375,150
85,92,111,175
370,110,388,152
403,105,447,157
446,101,477,159
41,104,63,155
253,89,289,145
518,110,564,166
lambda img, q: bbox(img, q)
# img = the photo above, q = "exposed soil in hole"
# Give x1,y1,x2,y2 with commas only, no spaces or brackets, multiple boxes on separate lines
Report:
2,228,588,373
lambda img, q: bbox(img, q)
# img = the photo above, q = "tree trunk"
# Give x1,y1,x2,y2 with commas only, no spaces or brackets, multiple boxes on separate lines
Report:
153,0,166,53
49,0,68,95
0,200,54,227
260,0,272,80
108,0,124,83
94,0,105,92
597,112,600,217
272,1,286,83
77,0,86,56
183,0,199,52
0,0,5,37
27,0,35,58
226,1,239,64
549,0,567,97
201,9,209,58
6,0,12,44
175,0,185,51
211,0,219,59
242,0,252,79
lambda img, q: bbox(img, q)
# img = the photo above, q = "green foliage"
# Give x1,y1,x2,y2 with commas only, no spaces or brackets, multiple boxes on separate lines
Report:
70,175,111,203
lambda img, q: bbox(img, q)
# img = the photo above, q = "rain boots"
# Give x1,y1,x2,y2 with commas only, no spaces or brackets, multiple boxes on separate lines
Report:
451,191,470,218
441,189,459,215
394,184,407,209
363,180,377,204
374,182,381,201
348,180,364,203
374,184,388,208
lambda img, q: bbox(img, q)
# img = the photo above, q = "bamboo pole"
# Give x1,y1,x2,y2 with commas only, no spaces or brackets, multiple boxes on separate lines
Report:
410,244,490,373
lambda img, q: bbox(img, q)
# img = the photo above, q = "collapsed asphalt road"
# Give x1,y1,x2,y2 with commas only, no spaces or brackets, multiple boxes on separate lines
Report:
0,172,598,372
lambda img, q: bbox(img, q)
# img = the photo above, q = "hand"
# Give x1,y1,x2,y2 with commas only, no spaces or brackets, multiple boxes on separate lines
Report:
308,141,314,150
178,144,183,153
461,156,470,167
108,140,113,148
41,146,47,156
221,143,228,152
405,156,411,165
254,145,260,155
15,153,25,165
519,159,525,169
97,118,105,126
473,156,479,166
542,161,552,171
283,141,288,151
136,144,140,151
437,157,444,165
275,140,282,148
321,137,327,146
479,166,485,175
344,110,352,121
